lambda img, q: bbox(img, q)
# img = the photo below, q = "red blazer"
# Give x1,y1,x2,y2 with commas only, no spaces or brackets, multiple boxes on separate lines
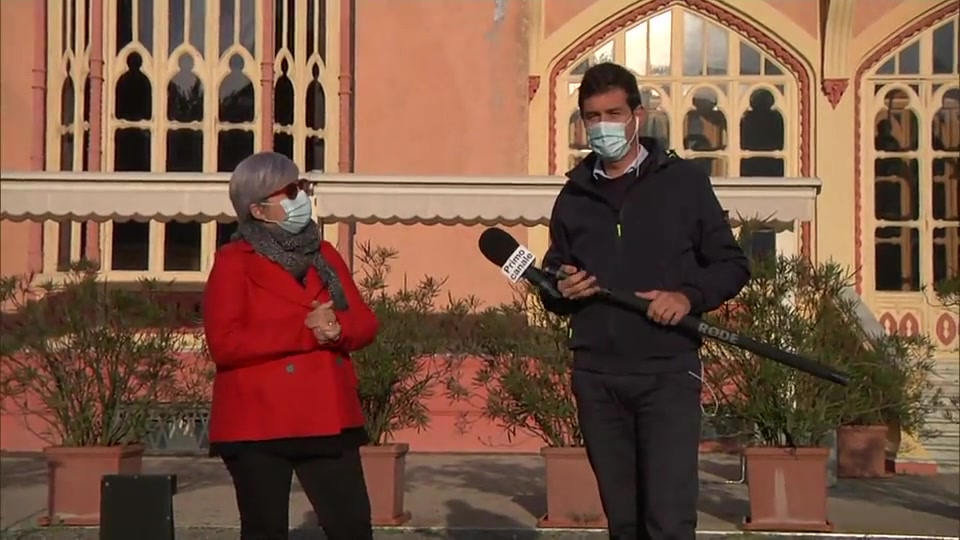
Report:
202,239,377,444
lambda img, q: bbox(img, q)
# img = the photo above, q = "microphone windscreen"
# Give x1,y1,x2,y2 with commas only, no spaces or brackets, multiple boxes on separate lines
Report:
478,227,521,267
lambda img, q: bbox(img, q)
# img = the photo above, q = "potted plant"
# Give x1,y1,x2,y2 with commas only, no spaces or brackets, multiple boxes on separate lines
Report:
463,289,605,529
0,261,191,526
807,285,894,479
701,253,852,532
350,243,470,526
835,331,941,478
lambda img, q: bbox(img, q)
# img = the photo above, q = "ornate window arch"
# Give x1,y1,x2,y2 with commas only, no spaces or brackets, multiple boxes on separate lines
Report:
43,0,337,281
555,5,799,179
862,15,958,299
856,11,959,350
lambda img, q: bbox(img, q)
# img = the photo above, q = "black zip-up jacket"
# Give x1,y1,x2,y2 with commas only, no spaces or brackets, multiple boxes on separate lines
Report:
541,139,750,374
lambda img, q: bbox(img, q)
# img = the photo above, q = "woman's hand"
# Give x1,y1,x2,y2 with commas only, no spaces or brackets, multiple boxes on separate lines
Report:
306,301,342,344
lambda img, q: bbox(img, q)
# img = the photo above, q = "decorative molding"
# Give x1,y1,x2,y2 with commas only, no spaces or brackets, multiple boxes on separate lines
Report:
852,3,958,293
0,171,822,227
820,0,855,80
546,0,814,177
877,312,898,334
874,309,958,346
822,78,849,108
898,312,921,336
935,313,959,346
528,75,541,102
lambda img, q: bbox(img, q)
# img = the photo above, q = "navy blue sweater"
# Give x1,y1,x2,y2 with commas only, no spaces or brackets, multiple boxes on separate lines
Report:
541,139,750,374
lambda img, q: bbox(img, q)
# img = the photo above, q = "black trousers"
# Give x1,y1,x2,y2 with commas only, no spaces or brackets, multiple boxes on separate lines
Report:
572,360,702,540
223,446,373,540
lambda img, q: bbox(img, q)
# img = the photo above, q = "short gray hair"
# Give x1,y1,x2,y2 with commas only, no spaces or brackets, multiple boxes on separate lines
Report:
228,152,300,222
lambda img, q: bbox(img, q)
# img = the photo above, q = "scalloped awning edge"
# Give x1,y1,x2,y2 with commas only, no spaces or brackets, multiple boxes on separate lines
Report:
0,172,821,224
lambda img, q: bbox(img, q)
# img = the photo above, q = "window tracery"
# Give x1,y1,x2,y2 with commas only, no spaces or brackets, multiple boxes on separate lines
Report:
44,0,336,280
560,7,795,180
867,17,959,293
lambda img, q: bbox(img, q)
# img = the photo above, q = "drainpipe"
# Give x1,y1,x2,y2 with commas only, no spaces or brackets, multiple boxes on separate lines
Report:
27,0,47,273
260,0,275,151
85,0,104,262
336,0,356,268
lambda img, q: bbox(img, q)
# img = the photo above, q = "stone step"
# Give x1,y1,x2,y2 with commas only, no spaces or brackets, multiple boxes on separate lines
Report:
921,359,960,472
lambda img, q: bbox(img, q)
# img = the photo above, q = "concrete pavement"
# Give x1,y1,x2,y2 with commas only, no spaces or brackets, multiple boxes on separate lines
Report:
1,453,958,538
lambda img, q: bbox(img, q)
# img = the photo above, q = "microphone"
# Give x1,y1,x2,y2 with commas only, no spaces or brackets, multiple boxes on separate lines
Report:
477,227,561,299
477,227,850,387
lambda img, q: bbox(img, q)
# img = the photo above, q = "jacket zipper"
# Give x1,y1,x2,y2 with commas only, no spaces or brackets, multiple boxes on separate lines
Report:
608,212,625,349
608,171,645,353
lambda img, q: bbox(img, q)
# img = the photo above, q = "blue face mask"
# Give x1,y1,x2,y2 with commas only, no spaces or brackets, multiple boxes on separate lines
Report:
587,118,638,161
268,190,313,233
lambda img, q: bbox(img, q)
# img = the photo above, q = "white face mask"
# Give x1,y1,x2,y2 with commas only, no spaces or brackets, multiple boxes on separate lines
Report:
586,117,639,161
262,190,313,233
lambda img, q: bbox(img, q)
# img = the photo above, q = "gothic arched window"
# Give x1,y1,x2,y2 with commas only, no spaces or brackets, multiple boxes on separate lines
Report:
45,0,336,280
46,0,93,272
559,6,796,179
866,16,959,294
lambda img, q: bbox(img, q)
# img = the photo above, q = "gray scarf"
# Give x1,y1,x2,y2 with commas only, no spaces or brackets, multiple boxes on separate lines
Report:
234,221,349,311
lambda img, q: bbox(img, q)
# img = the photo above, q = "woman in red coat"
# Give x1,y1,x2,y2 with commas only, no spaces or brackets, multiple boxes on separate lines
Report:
203,152,378,540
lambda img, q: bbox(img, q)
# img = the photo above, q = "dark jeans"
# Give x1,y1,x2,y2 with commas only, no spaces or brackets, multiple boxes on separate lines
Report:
223,446,373,540
572,360,703,540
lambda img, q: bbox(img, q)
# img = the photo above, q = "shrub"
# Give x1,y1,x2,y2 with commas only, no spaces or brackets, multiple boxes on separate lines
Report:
701,255,853,448
453,287,581,448
0,262,195,447
350,243,476,445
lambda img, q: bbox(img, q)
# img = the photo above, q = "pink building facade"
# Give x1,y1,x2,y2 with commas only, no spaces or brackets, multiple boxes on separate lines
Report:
1,0,957,467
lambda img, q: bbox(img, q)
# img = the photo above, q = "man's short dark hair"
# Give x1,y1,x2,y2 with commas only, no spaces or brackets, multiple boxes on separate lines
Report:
577,62,643,112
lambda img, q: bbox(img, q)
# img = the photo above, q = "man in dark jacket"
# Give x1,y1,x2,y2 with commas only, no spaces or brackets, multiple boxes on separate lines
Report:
541,62,750,540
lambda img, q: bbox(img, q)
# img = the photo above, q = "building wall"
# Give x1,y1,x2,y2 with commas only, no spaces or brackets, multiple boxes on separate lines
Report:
0,0,957,457
352,0,533,307
0,0,40,278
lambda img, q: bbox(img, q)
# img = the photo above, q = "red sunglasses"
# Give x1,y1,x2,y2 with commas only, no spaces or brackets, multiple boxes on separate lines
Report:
269,178,314,199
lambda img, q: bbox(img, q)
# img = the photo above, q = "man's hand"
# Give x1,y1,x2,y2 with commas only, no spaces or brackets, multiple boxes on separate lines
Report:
306,301,341,343
557,265,601,300
635,290,691,326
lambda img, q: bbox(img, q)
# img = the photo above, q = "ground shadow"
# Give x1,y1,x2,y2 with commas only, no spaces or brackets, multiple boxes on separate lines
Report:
830,472,960,520
294,456,546,532
443,499,536,532
0,454,235,495
699,456,744,483
296,500,536,538
0,457,46,489
143,456,231,495
404,456,545,521
697,483,749,527
696,453,749,527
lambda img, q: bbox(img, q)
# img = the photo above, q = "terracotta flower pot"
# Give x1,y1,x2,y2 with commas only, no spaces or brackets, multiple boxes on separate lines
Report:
837,425,891,478
742,446,832,532
360,443,411,526
536,446,607,528
40,444,145,526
